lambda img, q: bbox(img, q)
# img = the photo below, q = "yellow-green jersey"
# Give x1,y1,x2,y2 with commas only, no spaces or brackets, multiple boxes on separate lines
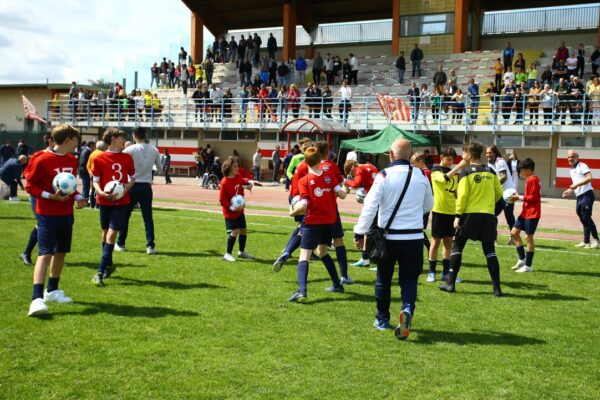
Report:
456,164,503,216
431,166,458,215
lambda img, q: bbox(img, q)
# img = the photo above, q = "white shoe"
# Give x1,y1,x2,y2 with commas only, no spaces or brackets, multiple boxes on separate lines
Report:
589,239,599,249
512,259,525,270
238,251,255,259
146,247,156,255
28,298,48,316
516,265,533,273
115,244,126,252
8,196,20,202
352,259,370,267
223,253,236,262
574,242,589,248
44,289,73,303
426,272,436,282
340,276,354,285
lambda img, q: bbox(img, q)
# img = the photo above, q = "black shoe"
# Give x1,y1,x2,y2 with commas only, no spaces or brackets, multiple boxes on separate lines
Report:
20,253,32,266
102,264,116,279
493,284,503,297
310,253,320,261
288,290,306,302
439,282,455,293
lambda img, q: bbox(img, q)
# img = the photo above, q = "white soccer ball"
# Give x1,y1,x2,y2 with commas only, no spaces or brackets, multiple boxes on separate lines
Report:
503,188,518,204
356,187,367,204
52,172,78,195
231,194,245,210
104,180,125,200
290,195,301,208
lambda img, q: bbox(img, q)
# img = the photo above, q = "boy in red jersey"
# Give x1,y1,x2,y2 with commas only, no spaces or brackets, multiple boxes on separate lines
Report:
288,147,347,302
343,160,379,193
25,124,87,316
509,158,541,273
219,156,259,261
91,128,135,285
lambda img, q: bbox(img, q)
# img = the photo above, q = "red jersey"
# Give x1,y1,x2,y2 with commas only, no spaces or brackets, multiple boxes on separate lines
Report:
320,160,344,185
23,149,47,180
220,174,250,219
299,169,340,225
91,151,135,206
521,175,541,220
290,161,309,198
345,164,379,193
422,168,431,184
238,167,253,180
25,151,79,216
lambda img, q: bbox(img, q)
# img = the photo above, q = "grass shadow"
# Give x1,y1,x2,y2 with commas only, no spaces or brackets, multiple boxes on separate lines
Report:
111,276,225,290
413,329,546,346
302,290,374,305
64,261,143,270
127,250,215,258
537,269,600,278
0,216,35,220
462,279,549,290
58,301,199,318
462,291,587,301
535,244,567,250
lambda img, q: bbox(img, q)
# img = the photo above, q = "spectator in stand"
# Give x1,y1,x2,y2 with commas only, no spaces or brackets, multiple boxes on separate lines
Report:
295,54,307,86
322,85,333,119
277,60,290,89
540,83,555,125
237,35,246,67
501,82,515,123
240,84,250,122
253,33,262,67
252,148,262,181
312,52,323,85
576,43,586,78
568,76,585,125
420,84,431,123
150,63,159,88
180,64,189,96
526,63,539,90
431,87,442,123
223,88,233,120
396,51,406,84
515,69,528,90
219,37,228,64
324,53,334,85
179,47,187,65
502,42,515,72
342,58,352,84
588,75,600,124
272,145,281,184
407,82,420,122
433,65,447,95
513,53,526,73
349,53,359,85
514,87,525,124
268,57,278,88
467,79,480,124
258,84,269,121
288,84,301,118
410,43,423,78
267,33,277,60
484,82,499,123
528,80,542,125
555,41,569,63
503,66,515,88
228,36,238,64
286,58,295,87
494,58,503,90
174,64,181,88
245,34,254,65
332,56,342,85
554,58,568,82
205,59,214,86
336,80,352,123
277,85,288,121
591,46,600,76
244,58,253,87
566,51,579,76
554,77,570,124
211,85,223,121
238,59,246,86
451,89,465,124
444,79,458,121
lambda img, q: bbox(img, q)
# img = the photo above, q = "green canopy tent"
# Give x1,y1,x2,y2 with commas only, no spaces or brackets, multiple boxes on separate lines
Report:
340,125,440,154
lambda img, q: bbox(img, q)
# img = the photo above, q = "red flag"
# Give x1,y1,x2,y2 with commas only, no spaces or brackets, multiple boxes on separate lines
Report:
21,94,47,124
375,94,411,122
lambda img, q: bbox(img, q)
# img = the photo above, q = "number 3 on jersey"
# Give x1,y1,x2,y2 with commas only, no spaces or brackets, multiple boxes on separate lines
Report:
112,163,123,181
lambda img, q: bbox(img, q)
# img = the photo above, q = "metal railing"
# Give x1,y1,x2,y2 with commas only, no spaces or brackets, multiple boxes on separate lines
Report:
482,4,600,35
46,93,600,135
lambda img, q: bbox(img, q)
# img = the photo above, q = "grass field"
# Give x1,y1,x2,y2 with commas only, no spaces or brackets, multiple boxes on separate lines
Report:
0,201,599,399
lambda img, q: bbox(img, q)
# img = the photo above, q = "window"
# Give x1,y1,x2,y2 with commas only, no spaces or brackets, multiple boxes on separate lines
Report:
592,137,600,148
524,135,550,147
560,135,585,147
166,130,181,139
259,131,278,141
183,130,198,140
24,119,34,133
401,13,454,37
496,135,522,148
204,130,219,140
238,131,256,141
441,133,464,145
221,131,237,141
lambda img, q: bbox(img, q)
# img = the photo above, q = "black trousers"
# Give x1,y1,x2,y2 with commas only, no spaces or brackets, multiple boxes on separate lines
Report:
117,183,155,249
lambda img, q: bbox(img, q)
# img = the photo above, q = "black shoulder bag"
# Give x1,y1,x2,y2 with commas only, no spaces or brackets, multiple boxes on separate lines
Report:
364,166,413,263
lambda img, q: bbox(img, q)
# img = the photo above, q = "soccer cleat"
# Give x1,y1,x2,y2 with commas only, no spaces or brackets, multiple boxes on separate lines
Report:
512,259,526,270
115,244,126,252
340,276,354,285
352,259,370,267
325,285,345,293
92,273,104,286
589,239,599,249
28,298,48,316
273,252,289,272
439,282,456,293
516,265,533,273
8,196,20,202
426,272,436,282
20,253,32,266
493,284,503,297
146,247,156,255
373,319,390,331
394,308,412,340
223,253,236,262
575,242,590,248
288,290,306,302
237,251,255,260
441,274,462,283
44,289,73,303
102,264,116,279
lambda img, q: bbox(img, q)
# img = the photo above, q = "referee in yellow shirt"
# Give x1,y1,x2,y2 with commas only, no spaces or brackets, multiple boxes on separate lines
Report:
439,142,504,296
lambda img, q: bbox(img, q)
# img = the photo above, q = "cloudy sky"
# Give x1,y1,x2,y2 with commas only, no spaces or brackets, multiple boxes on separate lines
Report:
0,0,213,86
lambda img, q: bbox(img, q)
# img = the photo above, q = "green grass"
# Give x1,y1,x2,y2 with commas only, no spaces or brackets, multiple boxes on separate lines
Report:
0,202,599,399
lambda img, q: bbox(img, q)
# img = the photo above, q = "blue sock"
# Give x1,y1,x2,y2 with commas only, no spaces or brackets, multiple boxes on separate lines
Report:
238,235,247,252
526,251,534,267
32,283,44,300
361,250,368,260
226,235,236,254
335,246,348,278
516,245,525,260
428,259,437,274
47,277,60,292
442,259,450,276
97,243,115,274
297,261,309,294
321,254,341,287
24,227,38,256
284,231,302,256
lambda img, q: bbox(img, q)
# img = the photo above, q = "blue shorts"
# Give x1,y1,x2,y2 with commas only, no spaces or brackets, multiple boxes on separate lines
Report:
294,214,305,224
513,216,539,235
330,211,344,238
37,214,74,256
301,224,333,250
29,195,37,215
100,205,128,231
225,214,246,233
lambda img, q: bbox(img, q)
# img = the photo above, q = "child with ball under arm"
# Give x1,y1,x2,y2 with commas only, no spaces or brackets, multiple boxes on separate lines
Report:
509,158,541,273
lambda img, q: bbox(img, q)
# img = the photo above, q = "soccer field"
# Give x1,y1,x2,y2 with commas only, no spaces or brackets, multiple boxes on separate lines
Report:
0,202,598,399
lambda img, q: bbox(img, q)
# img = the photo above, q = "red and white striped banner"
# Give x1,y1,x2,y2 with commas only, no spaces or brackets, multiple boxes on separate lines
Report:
157,141,197,166
555,149,600,188
375,94,411,122
22,94,46,124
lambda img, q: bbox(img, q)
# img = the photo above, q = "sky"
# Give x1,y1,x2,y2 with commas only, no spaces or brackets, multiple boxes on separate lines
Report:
0,0,213,86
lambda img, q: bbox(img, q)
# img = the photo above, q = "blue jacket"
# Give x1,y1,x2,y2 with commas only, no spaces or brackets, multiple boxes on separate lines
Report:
0,158,22,184
295,58,307,71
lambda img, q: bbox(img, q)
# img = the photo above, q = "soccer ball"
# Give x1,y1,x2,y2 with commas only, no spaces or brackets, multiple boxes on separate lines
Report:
503,188,518,204
104,180,125,200
290,195,301,208
231,194,245,210
52,172,78,195
356,187,367,204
